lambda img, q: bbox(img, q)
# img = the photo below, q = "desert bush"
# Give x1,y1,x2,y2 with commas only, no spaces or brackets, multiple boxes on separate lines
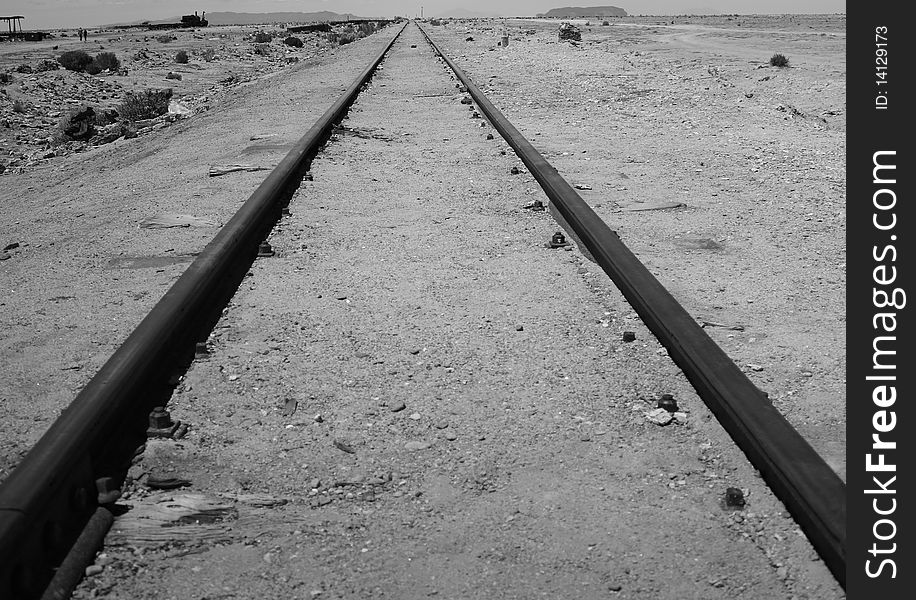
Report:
12,100,27,113
253,43,271,56
769,53,789,67
253,32,272,43
335,26,359,45
118,88,173,121
0,72,12,84
429,18,442,26
283,36,303,48
175,50,189,63
601,20,610,25
58,50,93,72
200,48,216,61
157,35,174,43
15,64,33,73
93,52,120,71
85,62,103,75
356,22,377,37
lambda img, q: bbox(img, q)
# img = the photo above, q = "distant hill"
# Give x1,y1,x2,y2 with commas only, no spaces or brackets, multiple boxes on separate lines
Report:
142,11,374,27
538,6,628,18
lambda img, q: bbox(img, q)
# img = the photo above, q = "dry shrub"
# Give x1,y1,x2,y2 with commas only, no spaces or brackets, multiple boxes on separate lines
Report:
769,53,789,67
92,52,120,72
157,35,174,43
118,88,173,121
283,36,303,47
15,64,33,73
12,100,27,114
175,50,189,64
356,22,378,37
58,50,93,72
200,48,216,61
0,72,12,84
253,32,272,43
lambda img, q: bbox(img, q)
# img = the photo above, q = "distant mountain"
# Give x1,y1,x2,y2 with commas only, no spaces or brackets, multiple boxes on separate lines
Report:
434,8,500,18
538,6,628,18
143,11,374,26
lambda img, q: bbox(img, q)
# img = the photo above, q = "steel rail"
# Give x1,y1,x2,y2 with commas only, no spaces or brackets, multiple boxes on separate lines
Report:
0,21,406,599
418,23,846,588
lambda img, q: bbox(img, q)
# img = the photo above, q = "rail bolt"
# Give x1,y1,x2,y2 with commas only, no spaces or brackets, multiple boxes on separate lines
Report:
725,487,746,509
149,406,172,430
657,394,678,412
531,199,545,211
194,342,210,358
486,133,494,140
622,331,636,342
96,477,122,505
547,231,569,248
257,241,275,257
510,166,520,175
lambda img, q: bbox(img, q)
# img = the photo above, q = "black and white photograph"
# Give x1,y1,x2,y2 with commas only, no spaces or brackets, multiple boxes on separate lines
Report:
0,1,895,599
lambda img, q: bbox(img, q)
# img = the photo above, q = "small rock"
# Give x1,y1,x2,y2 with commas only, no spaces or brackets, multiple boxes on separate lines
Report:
85,565,103,576
622,331,636,342
435,420,449,429
645,408,673,426
309,478,321,489
515,324,524,331
409,412,422,420
608,584,622,592
444,431,458,441
746,364,764,372
333,439,355,454
405,441,431,451
390,400,406,412
165,71,182,80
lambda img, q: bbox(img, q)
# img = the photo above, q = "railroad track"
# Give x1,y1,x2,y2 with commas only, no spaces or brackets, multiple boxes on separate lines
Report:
0,21,844,599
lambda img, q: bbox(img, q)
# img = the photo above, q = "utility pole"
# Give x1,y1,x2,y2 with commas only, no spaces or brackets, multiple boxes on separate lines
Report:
421,6,424,18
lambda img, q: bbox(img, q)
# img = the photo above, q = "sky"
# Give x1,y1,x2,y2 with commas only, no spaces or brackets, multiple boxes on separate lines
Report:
2,0,846,30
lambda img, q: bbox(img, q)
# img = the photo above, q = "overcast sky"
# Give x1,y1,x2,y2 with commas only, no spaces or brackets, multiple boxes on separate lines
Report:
4,0,846,30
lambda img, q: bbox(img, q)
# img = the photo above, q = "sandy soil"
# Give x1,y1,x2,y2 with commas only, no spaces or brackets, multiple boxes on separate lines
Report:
0,15,844,600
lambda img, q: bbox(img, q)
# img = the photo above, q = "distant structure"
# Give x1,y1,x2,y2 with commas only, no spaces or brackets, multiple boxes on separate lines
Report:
537,6,628,18
180,11,208,27
0,15,49,40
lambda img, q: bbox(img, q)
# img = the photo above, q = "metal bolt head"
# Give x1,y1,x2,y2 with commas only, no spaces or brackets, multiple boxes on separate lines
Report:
510,166,520,175
725,487,746,508
657,394,678,412
486,133,494,140
257,242,274,257
552,232,565,245
149,406,172,430
532,199,545,211
96,477,122,505
194,342,209,358
622,331,636,342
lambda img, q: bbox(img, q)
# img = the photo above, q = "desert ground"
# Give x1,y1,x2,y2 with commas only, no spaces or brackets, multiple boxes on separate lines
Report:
0,14,845,600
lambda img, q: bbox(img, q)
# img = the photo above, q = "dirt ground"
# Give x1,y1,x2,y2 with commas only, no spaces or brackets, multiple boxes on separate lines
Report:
0,14,845,600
